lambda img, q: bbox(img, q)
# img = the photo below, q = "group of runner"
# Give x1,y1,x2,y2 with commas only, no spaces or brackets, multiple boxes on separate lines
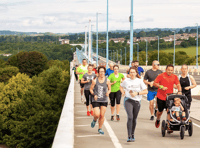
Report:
74,58,197,142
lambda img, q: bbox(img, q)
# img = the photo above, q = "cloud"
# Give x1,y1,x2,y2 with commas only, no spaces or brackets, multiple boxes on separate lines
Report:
0,1,32,7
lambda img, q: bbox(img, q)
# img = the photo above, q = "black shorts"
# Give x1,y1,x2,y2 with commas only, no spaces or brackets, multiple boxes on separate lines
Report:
109,90,122,107
79,80,84,88
157,97,167,112
92,102,108,108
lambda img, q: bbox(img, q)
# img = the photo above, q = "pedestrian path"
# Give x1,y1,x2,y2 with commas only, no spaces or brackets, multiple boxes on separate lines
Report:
74,80,200,148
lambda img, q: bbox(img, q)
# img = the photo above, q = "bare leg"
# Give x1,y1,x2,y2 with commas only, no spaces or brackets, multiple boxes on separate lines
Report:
111,106,115,115
156,111,163,120
99,106,107,129
116,104,120,115
149,100,154,116
93,107,100,121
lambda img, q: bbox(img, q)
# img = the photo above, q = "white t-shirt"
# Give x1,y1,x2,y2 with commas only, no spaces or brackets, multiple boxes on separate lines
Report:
171,106,181,112
120,77,147,101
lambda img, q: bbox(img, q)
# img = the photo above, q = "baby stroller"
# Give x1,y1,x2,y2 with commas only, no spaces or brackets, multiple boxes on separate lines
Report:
161,94,193,139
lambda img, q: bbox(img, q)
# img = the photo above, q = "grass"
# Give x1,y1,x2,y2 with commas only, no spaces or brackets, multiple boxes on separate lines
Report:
164,46,200,56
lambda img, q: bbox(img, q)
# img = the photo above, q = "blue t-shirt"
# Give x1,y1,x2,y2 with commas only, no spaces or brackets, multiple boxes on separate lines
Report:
138,66,144,76
105,68,114,77
127,66,144,76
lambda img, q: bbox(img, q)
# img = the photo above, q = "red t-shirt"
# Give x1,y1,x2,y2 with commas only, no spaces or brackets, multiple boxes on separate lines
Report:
154,72,180,101
92,68,97,74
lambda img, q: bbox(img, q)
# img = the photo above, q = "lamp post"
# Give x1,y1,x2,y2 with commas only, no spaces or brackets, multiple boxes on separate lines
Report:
136,43,139,61
196,23,198,69
172,31,175,66
113,50,115,62
125,47,126,65
85,26,87,55
157,36,159,62
130,0,134,64
117,50,118,61
106,0,109,69
96,12,101,67
146,40,148,65
120,49,122,64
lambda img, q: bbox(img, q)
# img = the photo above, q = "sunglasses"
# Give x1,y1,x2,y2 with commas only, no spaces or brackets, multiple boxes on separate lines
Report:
154,64,160,66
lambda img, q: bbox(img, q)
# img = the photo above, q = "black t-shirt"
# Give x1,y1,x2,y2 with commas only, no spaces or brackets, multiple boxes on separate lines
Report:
144,69,162,91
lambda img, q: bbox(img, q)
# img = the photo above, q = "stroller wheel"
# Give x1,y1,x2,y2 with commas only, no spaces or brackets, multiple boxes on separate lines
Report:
180,125,185,140
161,120,166,137
188,120,193,136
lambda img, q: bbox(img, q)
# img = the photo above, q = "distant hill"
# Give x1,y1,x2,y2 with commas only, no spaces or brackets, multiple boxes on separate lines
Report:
0,26,199,36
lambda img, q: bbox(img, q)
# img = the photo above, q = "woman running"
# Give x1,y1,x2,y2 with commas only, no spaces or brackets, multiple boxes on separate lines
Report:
90,66,111,135
120,66,148,142
81,64,97,116
108,65,125,121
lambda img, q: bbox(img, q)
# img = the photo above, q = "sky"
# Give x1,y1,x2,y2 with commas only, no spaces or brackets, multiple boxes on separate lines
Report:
0,0,200,33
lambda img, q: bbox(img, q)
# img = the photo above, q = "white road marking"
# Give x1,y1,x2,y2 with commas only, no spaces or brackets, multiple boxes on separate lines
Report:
76,135,104,138
76,117,92,119
193,122,200,128
75,124,98,127
104,119,123,148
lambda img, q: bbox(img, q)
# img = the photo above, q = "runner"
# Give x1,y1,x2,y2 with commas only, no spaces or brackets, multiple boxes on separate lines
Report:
81,64,97,116
108,65,125,121
153,64,182,128
120,66,148,142
92,63,98,75
90,66,111,135
72,65,78,81
134,60,144,77
105,63,114,77
144,60,162,120
76,59,88,103
178,64,197,110
127,60,144,78
126,61,135,78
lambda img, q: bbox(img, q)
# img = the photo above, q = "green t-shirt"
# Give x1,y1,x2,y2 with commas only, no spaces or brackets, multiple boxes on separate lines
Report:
77,65,88,80
108,73,124,92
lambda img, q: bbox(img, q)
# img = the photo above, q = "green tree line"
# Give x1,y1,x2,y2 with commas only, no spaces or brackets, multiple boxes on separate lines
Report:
0,51,71,148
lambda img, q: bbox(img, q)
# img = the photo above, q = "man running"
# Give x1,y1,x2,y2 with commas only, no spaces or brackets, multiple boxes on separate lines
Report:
120,66,148,142
76,59,88,103
81,64,97,116
127,61,144,77
126,61,135,78
108,65,125,121
154,64,182,128
90,66,111,135
134,60,144,77
179,64,197,110
144,60,162,120
105,63,114,77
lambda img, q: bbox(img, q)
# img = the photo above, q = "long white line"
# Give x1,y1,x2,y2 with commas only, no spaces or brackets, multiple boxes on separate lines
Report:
104,119,123,148
75,124,99,127
193,122,200,128
76,117,92,119
76,135,104,138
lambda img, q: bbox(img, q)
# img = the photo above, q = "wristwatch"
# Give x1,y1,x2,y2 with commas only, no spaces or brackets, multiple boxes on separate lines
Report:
137,92,139,95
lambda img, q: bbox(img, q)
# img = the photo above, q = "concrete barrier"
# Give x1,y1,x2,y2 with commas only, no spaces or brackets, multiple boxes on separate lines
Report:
52,65,75,148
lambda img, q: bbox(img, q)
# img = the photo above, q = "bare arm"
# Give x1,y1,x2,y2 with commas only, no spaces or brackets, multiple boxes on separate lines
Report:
81,77,89,84
180,104,184,111
120,86,125,96
143,79,151,85
106,79,111,96
138,89,148,95
90,79,96,95
189,75,197,89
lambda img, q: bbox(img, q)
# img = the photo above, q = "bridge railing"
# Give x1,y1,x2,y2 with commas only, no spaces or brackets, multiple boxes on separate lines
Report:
51,62,74,148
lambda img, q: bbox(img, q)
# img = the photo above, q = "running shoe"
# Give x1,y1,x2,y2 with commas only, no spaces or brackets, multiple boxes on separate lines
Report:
150,116,154,120
116,115,120,121
155,119,160,128
131,135,135,142
87,111,90,116
154,108,157,117
91,119,96,128
111,115,114,121
98,129,104,135
182,116,186,121
90,110,94,116
127,136,132,142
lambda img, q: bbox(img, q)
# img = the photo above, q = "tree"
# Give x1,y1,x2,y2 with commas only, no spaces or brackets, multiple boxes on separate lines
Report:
7,51,48,77
0,66,19,82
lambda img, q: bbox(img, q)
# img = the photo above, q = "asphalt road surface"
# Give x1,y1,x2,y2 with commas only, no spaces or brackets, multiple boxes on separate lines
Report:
74,80,200,148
